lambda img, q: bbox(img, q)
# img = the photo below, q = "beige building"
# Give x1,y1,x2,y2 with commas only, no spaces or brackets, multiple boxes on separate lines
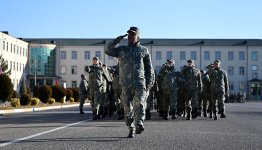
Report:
0,34,260,100
0,32,28,91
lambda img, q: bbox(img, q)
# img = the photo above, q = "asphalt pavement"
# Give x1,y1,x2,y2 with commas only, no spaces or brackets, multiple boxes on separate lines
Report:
0,102,262,150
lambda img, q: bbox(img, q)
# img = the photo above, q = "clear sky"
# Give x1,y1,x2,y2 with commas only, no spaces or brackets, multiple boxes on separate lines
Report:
1,0,261,39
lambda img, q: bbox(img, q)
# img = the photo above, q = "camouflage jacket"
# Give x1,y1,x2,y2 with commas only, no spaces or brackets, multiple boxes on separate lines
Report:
158,64,180,90
201,72,210,94
79,79,88,96
209,68,229,94
105,40,155,90
182,66,202,92
85,64,105,90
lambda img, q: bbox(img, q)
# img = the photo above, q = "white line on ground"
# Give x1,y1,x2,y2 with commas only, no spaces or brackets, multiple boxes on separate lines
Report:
0,118,93,147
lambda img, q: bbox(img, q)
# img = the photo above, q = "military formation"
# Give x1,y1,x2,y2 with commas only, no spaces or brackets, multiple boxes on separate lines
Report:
79,26,231,138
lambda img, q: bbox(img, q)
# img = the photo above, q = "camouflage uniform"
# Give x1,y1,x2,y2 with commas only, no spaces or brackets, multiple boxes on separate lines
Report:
79,75,88,114
105,37,155,132
85,63,106,119
200,71,211,117
182,62,202,120
209,60,229,120
158,62,180,120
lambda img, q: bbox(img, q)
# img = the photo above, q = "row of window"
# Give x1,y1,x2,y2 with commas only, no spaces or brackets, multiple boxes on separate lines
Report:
155,51,258,61
60,50,114,60
2,41,28,57
9,61,25,72
229,81,246,91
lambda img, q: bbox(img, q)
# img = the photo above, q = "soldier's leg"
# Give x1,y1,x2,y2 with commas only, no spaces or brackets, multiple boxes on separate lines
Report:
217,93,226,118
145,91,153,120
79,95,85,114
191,91,199,118
122,87,135,131
210,92,217,120
185,92,192,120
202,97,208,117
133,86,147,134
161,90,170,120
170,89,177,119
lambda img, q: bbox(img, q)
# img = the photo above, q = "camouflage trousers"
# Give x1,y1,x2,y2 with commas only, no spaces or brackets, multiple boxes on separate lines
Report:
145,91,154,111
161,89,177,113
121,85,147,130
210,91,225,114
113,88,123,111
185,90,199,116
89,88,103,114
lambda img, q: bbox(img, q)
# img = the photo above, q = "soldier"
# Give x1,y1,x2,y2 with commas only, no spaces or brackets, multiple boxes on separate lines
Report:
182,59,202,120
105,26,155,138
209,60,229,120
158,59,180,120
200,69,211,117
110,63,124,120
85,57,106,120
79,74,88,114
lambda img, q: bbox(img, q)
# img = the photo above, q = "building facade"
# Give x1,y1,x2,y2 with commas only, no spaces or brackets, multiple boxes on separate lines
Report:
1,31,262,99
0,32,28,91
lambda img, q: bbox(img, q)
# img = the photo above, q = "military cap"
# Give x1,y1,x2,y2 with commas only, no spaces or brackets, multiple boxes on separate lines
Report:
127,26,140,34
213,60,221,64
187,59,194,63
93,56,99,60
168,59,175,63
206,63,214,69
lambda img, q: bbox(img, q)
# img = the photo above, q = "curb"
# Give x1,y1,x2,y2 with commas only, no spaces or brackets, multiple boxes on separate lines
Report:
0,103,90,115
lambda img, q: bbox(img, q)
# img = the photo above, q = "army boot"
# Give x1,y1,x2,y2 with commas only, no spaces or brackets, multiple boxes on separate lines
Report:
127,129,135,138
163,112,169,120
92,109,100,120
171,110,177,119
135,124,145,134
220,113,226,118
80,108,85,114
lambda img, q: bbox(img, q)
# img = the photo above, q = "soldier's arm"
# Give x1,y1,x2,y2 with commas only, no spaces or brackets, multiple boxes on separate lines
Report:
85,66,92,73
104,38,121,57
144,50,155,90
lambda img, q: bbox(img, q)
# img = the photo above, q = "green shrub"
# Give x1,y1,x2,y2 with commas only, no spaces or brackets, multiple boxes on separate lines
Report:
48,98,55,104
10,98,20,107
11,90,18,99
0,74,14,102
69,97,74,102
65,88,73,101
61,99,66,103
30,98,40,106
51,85,66,103
38,85,52,104
20,93,31,106
70,88,80,102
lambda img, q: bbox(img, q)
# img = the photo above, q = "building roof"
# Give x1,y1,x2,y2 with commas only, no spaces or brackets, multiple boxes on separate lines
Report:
24,38,262,46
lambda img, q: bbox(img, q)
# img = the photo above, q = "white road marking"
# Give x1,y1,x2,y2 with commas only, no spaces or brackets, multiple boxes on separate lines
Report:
0,118,93,147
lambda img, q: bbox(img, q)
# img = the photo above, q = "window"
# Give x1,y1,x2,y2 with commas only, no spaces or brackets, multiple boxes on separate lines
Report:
23,64,25,72
180,51,186,60
13,62,15,71
20,63,21,72
71,66,77,74
251,51,257,61
204,51,210,60
11,44,12,53
166,51,172,60
71,51,77,60
229,82,234,91
84,51,90,60
61,51,66,60
20,47,22,55
60,66,67,75
239,51,245,61
71,81,77,88
228,51,234,60
251,65,258,71
228,66,234,75
3,41,5,50
17,62,18,71
156,51,162,60
95,51,101,59
215,51,221,60
10,61,12,70
108,56,113,60
239,67,245,76
191,51,197,60
7,42,8,51
23,48,25,56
